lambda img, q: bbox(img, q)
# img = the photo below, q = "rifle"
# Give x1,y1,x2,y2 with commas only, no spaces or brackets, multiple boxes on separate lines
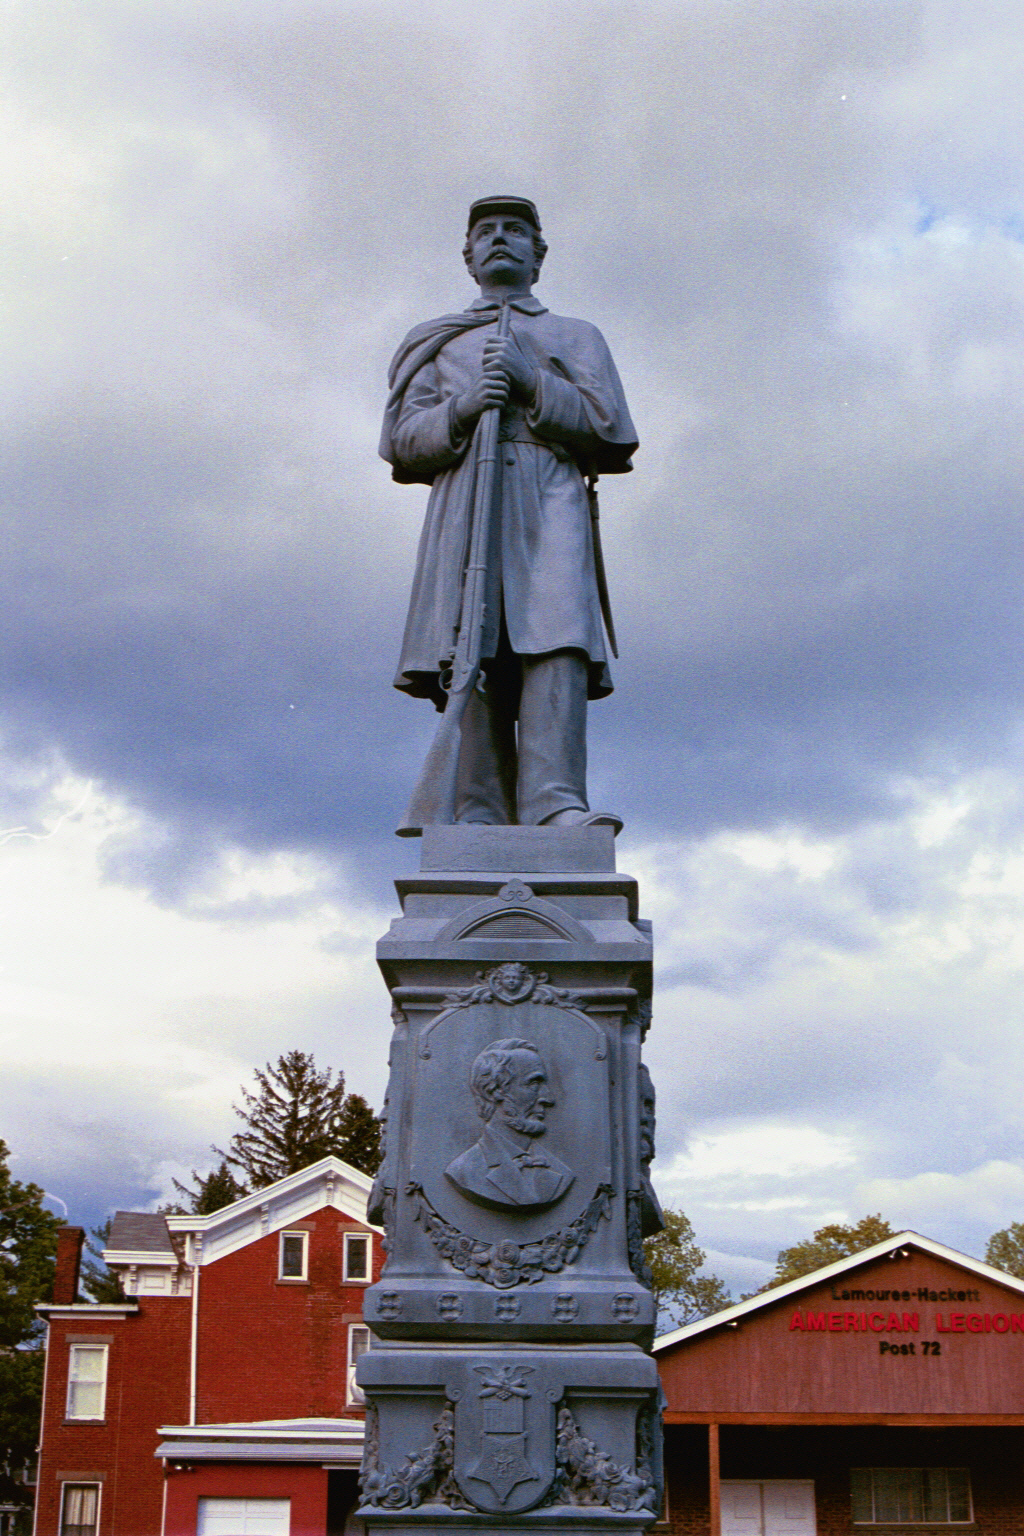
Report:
397,301,511,836
586,473,618,660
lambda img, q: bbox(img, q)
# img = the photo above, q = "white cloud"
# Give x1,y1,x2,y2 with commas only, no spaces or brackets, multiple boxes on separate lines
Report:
660,1125,858,1184
0,751,391,1219
1,0,1024,1275
857,1161,1024,1241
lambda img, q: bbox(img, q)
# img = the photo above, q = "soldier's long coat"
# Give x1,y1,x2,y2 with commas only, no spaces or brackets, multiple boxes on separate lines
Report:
380,295,638,711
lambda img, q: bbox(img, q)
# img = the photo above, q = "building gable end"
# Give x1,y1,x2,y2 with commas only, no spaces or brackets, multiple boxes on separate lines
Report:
654,1231,1024,1354
165,1157,377,1267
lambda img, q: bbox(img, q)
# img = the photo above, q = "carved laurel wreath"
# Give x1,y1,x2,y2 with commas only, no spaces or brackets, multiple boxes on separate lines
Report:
408,1179,613,1289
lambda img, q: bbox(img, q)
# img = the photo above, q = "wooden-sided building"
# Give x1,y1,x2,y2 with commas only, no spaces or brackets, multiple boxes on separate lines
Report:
654,1230,1024,1536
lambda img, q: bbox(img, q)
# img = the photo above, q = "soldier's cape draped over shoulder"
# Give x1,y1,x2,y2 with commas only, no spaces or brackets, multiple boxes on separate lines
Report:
381,296,638,708
379,306,499,485
379,297,637,484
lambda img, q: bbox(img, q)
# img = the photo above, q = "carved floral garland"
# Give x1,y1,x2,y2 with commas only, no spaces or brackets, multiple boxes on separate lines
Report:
408,1179,614,1289
359,1402,471,1512
359,1399,657,1515
543,1405,658,1514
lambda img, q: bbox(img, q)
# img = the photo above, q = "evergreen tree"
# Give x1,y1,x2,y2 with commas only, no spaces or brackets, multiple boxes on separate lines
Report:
217,1051,383,1187
643,1207,731,1328
170,1161,248,1215
757,1214,896,1292
79,1220,125,1304
0,1139,62,1517
985,1221,1024,1279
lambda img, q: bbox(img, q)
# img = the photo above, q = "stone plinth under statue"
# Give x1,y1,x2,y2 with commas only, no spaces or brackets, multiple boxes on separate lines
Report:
357,827,662,1535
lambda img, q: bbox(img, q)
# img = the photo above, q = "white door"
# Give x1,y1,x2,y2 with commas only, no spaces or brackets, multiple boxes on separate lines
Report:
197,1498,291,1536
722,1481,816,1536
763,1482,816,1535
722,1482,764,1534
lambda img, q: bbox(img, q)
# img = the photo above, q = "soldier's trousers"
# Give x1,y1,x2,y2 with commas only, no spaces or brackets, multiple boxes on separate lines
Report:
454,647,589,827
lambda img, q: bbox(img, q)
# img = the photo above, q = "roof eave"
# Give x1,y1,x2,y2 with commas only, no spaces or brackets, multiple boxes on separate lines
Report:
155,1417,366,1465
164,1155,376,1239
102,1249,177,1265
36,1302,139,1318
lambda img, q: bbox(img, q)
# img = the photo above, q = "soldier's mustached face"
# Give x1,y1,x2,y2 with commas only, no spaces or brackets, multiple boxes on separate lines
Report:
495,1052,554,1137
468,216,535,284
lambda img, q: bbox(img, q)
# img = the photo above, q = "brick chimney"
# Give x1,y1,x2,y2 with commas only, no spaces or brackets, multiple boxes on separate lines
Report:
53,1226,85,1304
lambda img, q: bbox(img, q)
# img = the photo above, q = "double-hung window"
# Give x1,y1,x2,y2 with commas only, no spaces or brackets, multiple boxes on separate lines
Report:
66,1345,108,1421
852,1468,972,1525
60,1482,101,1536
347,1323,370,1405
343,1232,371,1283
278,1231,308,1281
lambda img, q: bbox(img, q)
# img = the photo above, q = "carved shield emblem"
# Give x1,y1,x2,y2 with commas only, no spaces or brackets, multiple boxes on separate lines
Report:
454,1362,555,1513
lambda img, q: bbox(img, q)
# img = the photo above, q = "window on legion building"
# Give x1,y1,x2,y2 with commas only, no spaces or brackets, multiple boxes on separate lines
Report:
852,1467,972,1525
60,1482,101,1536
343,1231,371,1282
278,1230,308,1280
65,1345,108,1420
347,1323,370,1404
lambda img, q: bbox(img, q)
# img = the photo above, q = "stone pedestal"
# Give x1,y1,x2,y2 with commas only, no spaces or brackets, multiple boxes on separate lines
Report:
358,827,662,1535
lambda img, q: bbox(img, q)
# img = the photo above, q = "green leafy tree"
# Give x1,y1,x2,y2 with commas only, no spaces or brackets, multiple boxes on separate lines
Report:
985,1221,1024,1279
0,1138,62,1519
757,1214,896,1292
218,1051,383,1188
643,1207,731,1328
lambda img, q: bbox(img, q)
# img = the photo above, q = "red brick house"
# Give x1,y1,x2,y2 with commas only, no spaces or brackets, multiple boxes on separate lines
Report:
654,1230,1024,1536
34,1157,380,1536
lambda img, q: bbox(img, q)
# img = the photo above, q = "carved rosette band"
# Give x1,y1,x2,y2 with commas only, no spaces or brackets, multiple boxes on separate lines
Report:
408,1180,613,1289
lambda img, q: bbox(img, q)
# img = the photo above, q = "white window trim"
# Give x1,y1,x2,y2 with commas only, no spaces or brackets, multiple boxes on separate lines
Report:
346,1323,370,1405
60,1479,102,1535
278,1230,309,1282
343,1231,372,1284
65,1344,109,1422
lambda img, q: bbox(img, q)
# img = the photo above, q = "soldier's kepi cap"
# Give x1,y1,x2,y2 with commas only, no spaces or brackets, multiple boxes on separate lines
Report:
467,195,542,233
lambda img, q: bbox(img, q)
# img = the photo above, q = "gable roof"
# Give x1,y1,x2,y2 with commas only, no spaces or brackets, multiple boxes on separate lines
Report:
102,1156,378,1270
163,1155,377,1267
653,1230,1024,1353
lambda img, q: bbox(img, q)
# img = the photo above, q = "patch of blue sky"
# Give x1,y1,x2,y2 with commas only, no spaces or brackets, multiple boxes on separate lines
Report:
912,197,1024,246
914,200,943,236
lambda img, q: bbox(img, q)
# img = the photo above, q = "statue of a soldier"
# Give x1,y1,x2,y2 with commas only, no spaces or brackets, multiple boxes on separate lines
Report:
380,196,637,833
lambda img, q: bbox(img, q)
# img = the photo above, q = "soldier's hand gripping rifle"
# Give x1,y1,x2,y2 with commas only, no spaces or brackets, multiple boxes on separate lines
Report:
397,301,512,835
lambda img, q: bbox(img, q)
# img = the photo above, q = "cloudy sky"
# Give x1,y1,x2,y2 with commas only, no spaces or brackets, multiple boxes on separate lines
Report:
3,0,1024,1296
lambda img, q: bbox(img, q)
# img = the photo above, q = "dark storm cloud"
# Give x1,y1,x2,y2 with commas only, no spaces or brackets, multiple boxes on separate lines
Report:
5,0,1024,1270
9,0,1017,896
